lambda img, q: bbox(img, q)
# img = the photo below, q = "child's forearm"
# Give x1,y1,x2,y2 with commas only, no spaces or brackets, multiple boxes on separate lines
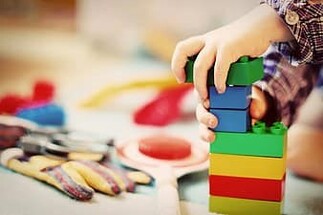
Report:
228,4,294,44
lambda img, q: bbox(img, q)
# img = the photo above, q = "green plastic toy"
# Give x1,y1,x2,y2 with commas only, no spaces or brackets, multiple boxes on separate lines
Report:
210,121,287,158
185,56,264,86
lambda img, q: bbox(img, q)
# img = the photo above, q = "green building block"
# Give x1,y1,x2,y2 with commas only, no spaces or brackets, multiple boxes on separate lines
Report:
209,196,283,215
185,56,264,86
210,122,287,158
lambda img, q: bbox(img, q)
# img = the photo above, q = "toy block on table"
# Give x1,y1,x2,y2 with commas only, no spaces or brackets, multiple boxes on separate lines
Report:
184,54,286,214
209,153,286,180
209,196,284,215
209,108,250,132
209,121,288,214
209,175,285,202
210,121,287,157
185,56,264,86
209,86,251,109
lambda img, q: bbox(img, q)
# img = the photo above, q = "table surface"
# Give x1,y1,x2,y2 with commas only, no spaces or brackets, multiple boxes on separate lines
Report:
1,108,323,215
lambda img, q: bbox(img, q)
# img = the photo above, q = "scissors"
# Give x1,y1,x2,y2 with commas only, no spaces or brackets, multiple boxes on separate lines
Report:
0,115,113,158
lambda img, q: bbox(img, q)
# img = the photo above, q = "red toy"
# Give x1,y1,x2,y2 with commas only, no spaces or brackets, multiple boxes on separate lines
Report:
32,80,55,103
138,134,192,160
0,94,30,115
0,80,55,115
133,84,193,126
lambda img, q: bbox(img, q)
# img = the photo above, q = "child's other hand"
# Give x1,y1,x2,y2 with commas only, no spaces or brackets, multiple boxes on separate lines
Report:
171,4,293,101
196,86,268,142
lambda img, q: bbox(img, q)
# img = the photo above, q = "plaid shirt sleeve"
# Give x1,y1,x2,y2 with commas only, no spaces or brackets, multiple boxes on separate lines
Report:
261,0,323,65
254,49,321,126
253,1,322,126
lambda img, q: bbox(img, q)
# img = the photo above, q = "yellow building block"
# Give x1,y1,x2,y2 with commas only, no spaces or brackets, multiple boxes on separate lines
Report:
209,195,283,215
209,152,286,180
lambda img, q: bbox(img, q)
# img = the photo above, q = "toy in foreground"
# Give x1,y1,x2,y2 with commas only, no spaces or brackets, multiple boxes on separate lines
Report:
185,56,264,86
116,133,209,215
0,148,151,200
0,116,152,200
185,56,287,214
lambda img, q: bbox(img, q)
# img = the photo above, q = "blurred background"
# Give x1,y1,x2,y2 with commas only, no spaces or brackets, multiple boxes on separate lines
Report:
0,0,258,110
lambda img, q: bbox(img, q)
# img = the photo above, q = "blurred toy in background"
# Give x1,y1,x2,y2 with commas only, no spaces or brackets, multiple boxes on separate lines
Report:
0,123,27,149
0,94,30,115
80,75,195,126
16,103,65,126
0,115,109,152
0,80,65,126
133,84,193,126
32,80,55,103
80,75,178,108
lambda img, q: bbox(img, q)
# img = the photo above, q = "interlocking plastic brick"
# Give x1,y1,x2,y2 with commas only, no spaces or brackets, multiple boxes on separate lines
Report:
209,86,251,109
32,80,55,102
209,175,285,202
210,121,287,157
209,108,250,132
0,94,30,115
209,196,283,215
185,56,264,86
16,103,65,126
209,153,286,180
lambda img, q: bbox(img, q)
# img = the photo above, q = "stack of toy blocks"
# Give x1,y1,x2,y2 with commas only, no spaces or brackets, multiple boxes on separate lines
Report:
185,56,287,214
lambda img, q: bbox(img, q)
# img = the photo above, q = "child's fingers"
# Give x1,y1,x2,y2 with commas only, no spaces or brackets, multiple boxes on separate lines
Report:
193,45,216,100
196,102,218,128
171,36,204,83
213,47,233,94
250,86,268,120
199,123,215,142
250,99,265,120
195,95,217,142
193,89,210,108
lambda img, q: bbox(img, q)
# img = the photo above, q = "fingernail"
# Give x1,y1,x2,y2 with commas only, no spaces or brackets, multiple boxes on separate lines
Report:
217,85,226,94
208,118,216,128
203,100,210,109
217,88,224,94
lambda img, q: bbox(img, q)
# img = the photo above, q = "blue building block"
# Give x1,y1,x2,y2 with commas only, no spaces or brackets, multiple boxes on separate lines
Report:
210,108,250,132
16,103,65,126
209,86,251,109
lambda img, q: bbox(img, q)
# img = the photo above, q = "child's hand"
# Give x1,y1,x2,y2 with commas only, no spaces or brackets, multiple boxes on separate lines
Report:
196,86,269,142
171,4,293,101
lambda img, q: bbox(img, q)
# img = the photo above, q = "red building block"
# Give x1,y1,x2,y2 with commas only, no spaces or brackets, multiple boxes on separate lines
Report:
32,80,55,103
209,175,285,202
0,94,30,115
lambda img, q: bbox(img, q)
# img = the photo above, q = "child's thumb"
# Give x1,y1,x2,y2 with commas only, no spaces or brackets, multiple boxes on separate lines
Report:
250,86,269,121
250,98,267,120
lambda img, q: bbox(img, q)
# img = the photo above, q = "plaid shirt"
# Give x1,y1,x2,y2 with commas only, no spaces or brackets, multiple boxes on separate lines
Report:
255,0,322,126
